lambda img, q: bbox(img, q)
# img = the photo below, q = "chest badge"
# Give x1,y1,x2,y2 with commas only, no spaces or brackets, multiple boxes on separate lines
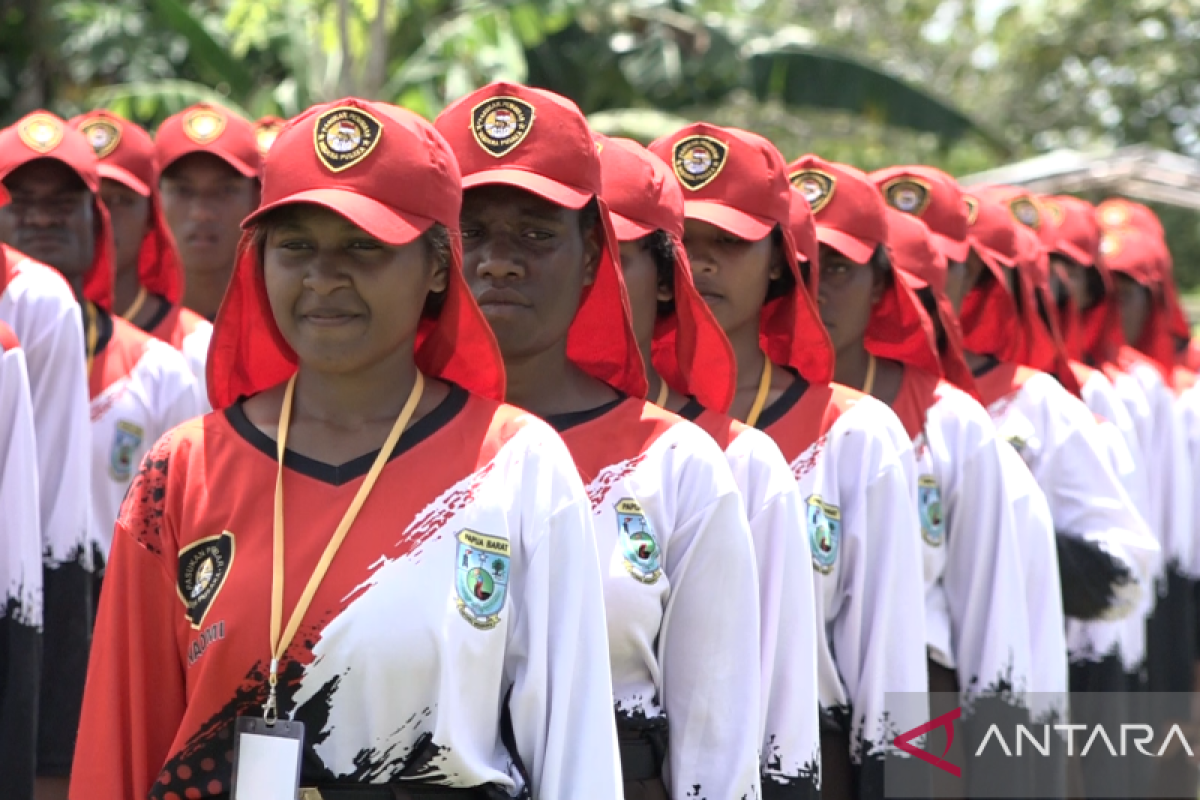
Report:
616,498,662,584
807,496,841,575
109,420,145,482
455,530,511,630
177,531,235,628
918,475,946,546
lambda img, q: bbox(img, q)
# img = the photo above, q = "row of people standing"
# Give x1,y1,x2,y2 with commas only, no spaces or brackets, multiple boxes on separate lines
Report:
0,80,1193,800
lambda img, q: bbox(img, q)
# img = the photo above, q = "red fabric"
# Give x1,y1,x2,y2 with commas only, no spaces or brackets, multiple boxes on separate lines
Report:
1046,195,1100,267
1011,225,1082,396
788,187,819,295
869,165,970,263
1098,226,1176,384
890,365,943,440
650,124,834,385
207,98,505,410
0,110,116,311
1097,198,1164,238
958,192,1023,362
437,82,646,399
0,319,16,351
597,135,736,413
155,103,260,178
71,110,185,305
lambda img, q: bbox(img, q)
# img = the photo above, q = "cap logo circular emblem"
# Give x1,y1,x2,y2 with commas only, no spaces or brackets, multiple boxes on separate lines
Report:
1100,204,1129,228
1009,197,1041,229
789,169,836,213
314,107,383,172
183,108,226,144
672,135,729,191
882,177,932,216
964,196,980,226
1100,232,1121,258
80,118,121,159
254,120,284,157
17,114,64,154
470,96,535,158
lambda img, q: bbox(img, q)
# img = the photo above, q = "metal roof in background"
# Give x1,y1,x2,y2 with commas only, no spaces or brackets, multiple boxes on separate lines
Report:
959,145,1200,210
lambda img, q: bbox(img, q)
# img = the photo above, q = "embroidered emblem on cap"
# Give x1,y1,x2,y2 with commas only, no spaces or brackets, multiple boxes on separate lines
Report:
471,96,535,158
1100,204,1130,228
882,177,932,216
182,107,226,145
1100,232,1122,258
964,196,980,226
177,531,235,629
806,495,841,574
1009,197,1042,229
790,169,836,214
672,135,729,191
17,114,64,154
254,120,284,157
1042,198,1065,227
80,118,121,159
314,106,382,172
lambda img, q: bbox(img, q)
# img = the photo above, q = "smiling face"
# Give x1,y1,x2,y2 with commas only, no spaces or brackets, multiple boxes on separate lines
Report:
0,159,95,281
160,153,259,276
260,204,447,375
681,218,779,339
100,178,152,276
460,185,601,361
817,245,885,355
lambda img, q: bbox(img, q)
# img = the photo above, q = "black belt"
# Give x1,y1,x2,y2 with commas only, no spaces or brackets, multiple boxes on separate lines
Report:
619,736,662,781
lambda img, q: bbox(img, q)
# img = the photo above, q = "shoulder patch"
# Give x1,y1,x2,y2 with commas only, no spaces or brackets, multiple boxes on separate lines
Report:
80,117,121,159
471,96,535,158
790,169,836,214
455,529,511,629
17,113,64,154
672,135,729,191
917,475,945,546
315,106,383,172
616,497,662,584
177,531,235,629
807,495,841,574
882,177,932,216
182,107,226,145
109,420,145,482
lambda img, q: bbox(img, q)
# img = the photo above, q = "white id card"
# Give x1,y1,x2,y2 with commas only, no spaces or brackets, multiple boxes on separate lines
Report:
231,716,306,800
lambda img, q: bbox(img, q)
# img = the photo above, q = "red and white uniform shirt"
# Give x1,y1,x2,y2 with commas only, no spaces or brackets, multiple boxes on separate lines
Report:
146,301,214,412
551,398,762,800
88,310,202,561
71,388,622,799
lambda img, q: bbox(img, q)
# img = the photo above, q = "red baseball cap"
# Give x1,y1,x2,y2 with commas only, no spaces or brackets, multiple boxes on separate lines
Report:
651,123,833,385
788,187,819,272
870,165,970,263
1100,227,1177,382
156,103,260,178
1012,225,1082,395
207,98,504,410
1097,198,1165,238
885,208,978,397
597,135,736,413
436,82,645,399
0,110,116,310
70,110,184,305
790,154,886,264
1040,195,1098,267
253,116,287,158
957,192,1023,362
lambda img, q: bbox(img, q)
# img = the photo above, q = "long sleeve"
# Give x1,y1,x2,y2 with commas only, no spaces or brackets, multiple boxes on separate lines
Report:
728,429,820,798
504,435,621,799
660,445,762,800
0,341,42,800
70,447,187,800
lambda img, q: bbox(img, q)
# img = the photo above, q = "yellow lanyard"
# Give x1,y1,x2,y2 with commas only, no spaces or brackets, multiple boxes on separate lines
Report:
862,354,878,396
84,301,99,377
653,377,669,409
121,286,148,321
745,354,773,428
263,369,425,723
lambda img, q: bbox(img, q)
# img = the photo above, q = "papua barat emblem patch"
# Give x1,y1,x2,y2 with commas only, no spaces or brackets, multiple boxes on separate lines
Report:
108,420,144,482
455,529,511,630
883,177,932,216
254,119,284,157
1009,197,1041,229
918,475,945,547
616,497,662,584
314,106,382,172
672,135,728,191
17,113,64,154
177,531,235,629
964,196,980,226
471,96,535,158
80,118,121,159
182,107,226,145
790,169,836,214
807,495,841,575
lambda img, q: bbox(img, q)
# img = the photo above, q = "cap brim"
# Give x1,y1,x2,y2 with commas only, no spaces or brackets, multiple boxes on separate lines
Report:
161,146,258,179
1054,239,1094,267
609,211,657,242
461,168,592,210
929,230,970,263
0,154,100,194
896,268,928,290
682,200,774,241
97,164,150,197
816,227,876,265
242,188,434,246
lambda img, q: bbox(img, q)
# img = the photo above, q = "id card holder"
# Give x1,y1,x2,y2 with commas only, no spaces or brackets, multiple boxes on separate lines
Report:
230,715,306,800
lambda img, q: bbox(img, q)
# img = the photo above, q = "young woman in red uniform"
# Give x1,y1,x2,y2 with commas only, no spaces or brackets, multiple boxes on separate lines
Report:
72,98,621,800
